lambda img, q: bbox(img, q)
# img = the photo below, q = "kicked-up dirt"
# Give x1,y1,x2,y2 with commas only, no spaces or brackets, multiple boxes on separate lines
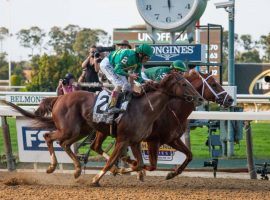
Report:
0,171,270,200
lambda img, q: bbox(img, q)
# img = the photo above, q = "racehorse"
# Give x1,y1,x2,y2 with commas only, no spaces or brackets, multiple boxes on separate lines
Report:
90,69,233,179
1,72,203,186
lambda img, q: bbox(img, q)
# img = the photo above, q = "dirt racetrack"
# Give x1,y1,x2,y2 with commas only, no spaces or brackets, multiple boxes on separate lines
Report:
1,171,270,200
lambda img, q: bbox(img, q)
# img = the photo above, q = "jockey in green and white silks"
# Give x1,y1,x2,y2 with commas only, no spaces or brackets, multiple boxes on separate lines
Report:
142,60,188,83
100,43,153,114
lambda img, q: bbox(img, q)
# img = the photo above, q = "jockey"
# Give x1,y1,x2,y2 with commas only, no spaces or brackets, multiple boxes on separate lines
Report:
142,60,188,82
100,43,153,114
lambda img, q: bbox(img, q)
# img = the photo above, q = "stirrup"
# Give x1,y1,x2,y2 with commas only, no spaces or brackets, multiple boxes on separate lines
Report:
107,107,125,114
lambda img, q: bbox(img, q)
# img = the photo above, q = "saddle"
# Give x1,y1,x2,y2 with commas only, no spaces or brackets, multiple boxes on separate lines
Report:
93,89,132,125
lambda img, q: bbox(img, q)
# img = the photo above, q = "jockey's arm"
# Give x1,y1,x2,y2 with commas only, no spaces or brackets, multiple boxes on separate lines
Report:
114,60,129,77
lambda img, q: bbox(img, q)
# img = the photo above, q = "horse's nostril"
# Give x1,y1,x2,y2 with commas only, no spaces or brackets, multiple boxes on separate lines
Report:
199,97,204,102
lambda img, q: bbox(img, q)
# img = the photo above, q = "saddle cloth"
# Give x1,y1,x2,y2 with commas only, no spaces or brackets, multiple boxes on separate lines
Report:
93,90,129,124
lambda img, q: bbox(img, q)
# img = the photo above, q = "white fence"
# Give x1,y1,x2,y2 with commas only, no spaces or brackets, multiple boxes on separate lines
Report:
0,92,269,105
0,92,269,179
0,105,270,120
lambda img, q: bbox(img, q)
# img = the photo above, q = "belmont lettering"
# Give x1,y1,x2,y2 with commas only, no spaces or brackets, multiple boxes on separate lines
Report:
10,95,43,104
153,45,194,55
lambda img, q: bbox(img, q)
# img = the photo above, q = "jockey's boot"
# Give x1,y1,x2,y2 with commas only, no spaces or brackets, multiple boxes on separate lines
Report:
107,91,125,114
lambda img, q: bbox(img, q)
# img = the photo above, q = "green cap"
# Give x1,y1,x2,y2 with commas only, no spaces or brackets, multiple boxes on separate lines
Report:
135,44,153,57
170,60,187,72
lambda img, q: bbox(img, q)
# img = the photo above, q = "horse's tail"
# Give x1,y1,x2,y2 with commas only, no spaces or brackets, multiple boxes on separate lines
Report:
0,100,56,130
34,96,59,117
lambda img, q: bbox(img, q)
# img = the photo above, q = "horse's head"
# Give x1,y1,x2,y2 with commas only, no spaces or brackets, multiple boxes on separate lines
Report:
159,72,203,107
186,70,234,108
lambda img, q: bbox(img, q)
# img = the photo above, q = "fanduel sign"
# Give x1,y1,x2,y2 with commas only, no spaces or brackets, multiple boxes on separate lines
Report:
16,117,73,163
149,44,206,62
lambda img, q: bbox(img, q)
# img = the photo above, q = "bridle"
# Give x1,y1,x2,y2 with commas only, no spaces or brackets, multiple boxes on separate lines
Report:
141,75,198,111
160,76,197,103
199,73,230,106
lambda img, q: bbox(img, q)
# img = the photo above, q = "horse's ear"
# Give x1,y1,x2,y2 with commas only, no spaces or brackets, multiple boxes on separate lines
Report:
189,69,198,76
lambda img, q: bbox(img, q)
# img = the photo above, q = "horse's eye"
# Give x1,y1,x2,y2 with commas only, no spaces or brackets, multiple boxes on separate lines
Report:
212,83,217,88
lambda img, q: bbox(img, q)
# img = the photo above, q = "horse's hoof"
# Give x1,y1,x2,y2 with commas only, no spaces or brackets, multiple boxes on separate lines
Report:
74,170,82,179
46,165,56,174
144,165,156,171
91,182,101,187
109,165,119,176
165,172,176,180
137,170,145,182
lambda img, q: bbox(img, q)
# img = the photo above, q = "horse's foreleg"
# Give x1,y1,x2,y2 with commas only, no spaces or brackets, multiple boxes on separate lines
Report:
144,141,160,171
90,131,110,159
43,131,58,174
90,131,119,175
166,138,192,180
92,141,127,186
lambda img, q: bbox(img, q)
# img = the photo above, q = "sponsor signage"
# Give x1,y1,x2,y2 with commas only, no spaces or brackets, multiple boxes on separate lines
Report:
131,136,186,165
6,95,45,104
16,117,73,163
149,44,206,63
235,63,270,94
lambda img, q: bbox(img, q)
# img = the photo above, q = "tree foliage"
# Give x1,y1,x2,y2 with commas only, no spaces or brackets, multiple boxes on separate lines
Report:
260,33,270,62
16,26,46,56
0,27,9,53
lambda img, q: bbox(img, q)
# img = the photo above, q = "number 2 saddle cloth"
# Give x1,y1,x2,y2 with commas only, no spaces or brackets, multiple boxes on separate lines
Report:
93,90,129,124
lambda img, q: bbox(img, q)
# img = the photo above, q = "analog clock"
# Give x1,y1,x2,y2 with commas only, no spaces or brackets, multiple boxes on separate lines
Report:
136,0,208,32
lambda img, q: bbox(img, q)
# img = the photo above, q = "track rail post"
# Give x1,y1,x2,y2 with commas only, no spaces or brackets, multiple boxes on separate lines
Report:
1,116,16,171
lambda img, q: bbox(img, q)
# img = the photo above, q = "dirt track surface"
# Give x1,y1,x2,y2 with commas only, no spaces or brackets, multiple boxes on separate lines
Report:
1,171,270,200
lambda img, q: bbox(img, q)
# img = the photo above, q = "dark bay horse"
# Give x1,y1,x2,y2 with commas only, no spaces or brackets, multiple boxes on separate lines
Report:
2,72,203,186
90,70,233,179
141,70,234,179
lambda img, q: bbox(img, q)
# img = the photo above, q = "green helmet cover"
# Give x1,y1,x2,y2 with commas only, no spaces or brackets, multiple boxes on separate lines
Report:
170,60,187,72
136,44,153,57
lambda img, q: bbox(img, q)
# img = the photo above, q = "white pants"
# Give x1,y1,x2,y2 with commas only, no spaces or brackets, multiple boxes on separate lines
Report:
100,57,131,91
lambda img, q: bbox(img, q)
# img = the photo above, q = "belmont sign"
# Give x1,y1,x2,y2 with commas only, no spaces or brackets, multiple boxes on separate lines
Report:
149,44,206,62
6,95,45,104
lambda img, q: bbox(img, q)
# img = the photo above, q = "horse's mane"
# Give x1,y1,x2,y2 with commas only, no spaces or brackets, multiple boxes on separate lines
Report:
132,81,159,97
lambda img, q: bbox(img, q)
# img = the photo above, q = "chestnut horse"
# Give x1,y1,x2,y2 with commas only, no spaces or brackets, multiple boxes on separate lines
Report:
2,72,203,186
92,70,234,179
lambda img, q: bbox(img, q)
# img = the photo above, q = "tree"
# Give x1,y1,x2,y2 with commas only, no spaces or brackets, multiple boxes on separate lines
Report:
17,26,46,56
0,53,8,79
260,33,270,62
237,49,261,63
240,34,253,51
73,28,99,58
25,53,81,91
0,27,9,53
236,34,262,63
10,74,22,86
48,24,81,55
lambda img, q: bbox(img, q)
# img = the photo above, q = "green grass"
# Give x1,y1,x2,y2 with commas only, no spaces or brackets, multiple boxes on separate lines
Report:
190,122,270,159
0,117,269,159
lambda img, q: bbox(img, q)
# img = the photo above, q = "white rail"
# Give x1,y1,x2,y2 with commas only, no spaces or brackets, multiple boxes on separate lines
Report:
0,92,269,103
0,105,269,120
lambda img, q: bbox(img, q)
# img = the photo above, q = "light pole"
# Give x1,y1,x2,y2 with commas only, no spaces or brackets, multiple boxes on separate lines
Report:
215,0,235,157
6,0,12,87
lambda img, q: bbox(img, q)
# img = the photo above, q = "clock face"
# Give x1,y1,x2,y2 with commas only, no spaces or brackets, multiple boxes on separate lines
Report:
136,0,200,31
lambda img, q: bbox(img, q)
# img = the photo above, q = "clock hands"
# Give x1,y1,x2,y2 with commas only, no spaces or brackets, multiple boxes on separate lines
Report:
167,0,171,12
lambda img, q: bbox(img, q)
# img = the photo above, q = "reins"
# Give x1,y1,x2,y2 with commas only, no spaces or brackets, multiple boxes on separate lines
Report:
140,75,196,111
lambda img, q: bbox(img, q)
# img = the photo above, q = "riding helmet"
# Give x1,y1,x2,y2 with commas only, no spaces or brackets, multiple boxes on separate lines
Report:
135,44,153,57
170,60,187,72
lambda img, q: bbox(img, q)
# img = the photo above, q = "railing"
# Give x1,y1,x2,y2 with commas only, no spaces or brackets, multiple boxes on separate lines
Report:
0,91,269,104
